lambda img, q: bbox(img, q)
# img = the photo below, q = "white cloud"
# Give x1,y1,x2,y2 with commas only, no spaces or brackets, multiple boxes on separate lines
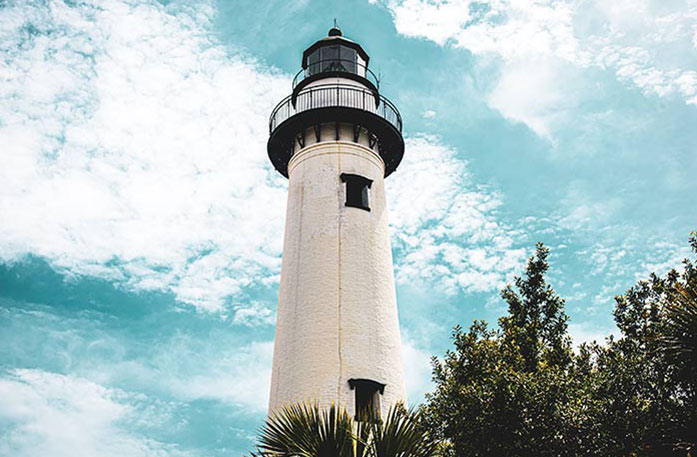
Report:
0,369,188,457
387,0,581,60
634,240,694,280
568,322,615,346
0,0,290,312
232,301,276,327
382,0,583,137
78,335,275,412
487,57,576,140
578,234,692,282
401,339,433,404
379,0,697,136
161,340,274,411
556,182,624,231
387,135,527,294
1,303,275,413
563,230,694,319
421,109,437,119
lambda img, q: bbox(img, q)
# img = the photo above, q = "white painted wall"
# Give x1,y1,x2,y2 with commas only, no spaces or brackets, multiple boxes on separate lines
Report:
268,140,407,418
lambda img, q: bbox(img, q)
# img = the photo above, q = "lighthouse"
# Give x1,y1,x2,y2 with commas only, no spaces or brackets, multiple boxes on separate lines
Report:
267,26,406,419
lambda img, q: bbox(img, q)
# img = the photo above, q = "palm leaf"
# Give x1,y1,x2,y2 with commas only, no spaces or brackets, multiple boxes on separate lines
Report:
663,283,697,361
255,403,355,457
251,402,439,457
363,405,439,457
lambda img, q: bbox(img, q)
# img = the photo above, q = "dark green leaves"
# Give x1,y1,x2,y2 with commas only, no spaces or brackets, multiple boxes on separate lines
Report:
421,235,697,457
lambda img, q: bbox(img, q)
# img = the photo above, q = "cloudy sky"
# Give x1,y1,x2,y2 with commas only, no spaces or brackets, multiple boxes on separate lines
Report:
1,0,696,455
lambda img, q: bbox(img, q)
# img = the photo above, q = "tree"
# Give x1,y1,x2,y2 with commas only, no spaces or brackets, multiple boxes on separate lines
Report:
661,234,697,404
499,242,572,371
595,233,697,455
421,235,697,457
421,243,582,457
250,402,439,457
587,273,687,455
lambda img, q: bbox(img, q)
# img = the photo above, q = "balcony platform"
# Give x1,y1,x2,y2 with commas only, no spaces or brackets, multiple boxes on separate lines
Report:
268,84,404,178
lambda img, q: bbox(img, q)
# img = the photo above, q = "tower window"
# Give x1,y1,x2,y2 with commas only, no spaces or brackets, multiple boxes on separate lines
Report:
320,45,340,72
339,46,357,73
340,173,372,211
348,379,385,421
307,49,320,76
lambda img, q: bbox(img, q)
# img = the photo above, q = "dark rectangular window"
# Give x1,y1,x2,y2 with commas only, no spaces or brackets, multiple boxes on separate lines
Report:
349,379,385,421
339,46,357,73
340,173,372,211
320,45,339,72
307,50,320,76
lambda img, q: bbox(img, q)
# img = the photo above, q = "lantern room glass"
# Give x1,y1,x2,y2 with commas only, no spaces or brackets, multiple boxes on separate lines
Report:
306,44,362,78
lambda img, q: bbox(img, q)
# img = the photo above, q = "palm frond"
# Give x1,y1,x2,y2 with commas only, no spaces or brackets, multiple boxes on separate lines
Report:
364,405,439,457
252,402,439,457
256,403,355,457
663,283,697,361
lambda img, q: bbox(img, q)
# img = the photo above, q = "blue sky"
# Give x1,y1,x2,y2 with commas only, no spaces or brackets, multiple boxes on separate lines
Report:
1,0,696,455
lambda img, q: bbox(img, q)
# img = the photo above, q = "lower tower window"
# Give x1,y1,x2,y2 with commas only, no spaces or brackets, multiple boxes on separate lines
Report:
340,173,372,211
348,378,385,421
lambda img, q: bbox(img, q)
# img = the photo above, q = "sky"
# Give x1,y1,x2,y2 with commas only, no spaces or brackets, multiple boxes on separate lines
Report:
0,0,696,455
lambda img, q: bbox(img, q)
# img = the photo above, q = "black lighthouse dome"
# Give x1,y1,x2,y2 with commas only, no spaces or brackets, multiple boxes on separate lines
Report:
267,28,404,178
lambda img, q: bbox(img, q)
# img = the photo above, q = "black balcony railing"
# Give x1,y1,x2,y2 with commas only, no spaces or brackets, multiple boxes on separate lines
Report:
269,84,402,134
292,59,380,90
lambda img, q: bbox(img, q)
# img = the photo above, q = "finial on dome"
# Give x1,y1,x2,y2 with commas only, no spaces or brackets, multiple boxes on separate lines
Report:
328,19,342,36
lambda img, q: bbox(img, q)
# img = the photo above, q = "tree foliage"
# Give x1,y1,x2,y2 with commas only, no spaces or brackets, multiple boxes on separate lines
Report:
421,235,697,457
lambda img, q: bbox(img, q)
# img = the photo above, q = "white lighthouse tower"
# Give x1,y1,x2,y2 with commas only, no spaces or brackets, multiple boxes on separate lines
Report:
267,26,407,419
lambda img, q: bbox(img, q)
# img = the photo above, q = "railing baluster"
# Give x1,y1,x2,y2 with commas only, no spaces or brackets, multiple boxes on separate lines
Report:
270,84,401,135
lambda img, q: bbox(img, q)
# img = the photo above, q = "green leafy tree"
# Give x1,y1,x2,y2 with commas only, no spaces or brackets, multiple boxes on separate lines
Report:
592,233,697,455
422,235,697,457
591,273,685,455
662,234,697,404
499,242,572,371
421,243,581,457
